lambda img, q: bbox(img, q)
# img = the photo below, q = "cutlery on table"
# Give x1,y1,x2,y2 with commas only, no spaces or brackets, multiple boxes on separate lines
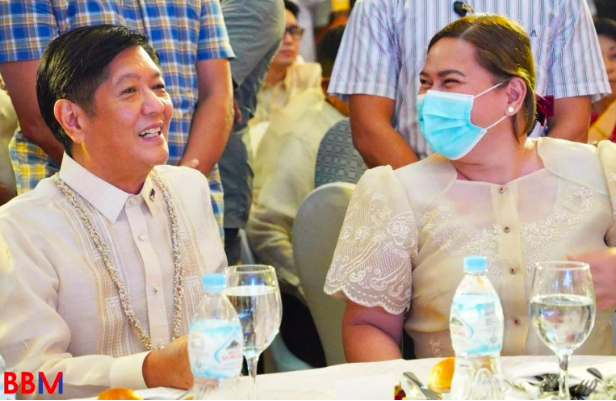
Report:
586,367,604,382
403,371,441,400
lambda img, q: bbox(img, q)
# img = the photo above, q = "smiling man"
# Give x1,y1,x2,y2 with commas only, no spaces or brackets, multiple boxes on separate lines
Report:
0,25,226,399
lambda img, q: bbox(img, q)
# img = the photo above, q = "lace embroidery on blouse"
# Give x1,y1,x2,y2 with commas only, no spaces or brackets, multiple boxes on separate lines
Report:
605,173,616,246
420,206,503,279
429,338,443,357
520,183,596,274
324,184,417,314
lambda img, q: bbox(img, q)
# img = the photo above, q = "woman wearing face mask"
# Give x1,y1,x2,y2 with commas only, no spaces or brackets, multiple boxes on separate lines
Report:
324,14,616,361
589,18,616,143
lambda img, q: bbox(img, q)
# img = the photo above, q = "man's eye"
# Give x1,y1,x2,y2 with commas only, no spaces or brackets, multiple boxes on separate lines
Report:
122,87,137,94
153,84,166,90
443,79,459,85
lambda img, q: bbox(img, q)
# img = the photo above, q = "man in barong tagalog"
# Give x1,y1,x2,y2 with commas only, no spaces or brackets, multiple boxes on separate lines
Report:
0,25,226,399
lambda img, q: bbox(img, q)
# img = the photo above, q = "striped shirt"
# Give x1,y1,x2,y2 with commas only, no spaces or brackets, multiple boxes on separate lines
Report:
0,0,234,233
329,0,611,160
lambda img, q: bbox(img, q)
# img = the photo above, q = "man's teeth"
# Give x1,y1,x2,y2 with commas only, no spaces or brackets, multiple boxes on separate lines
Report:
139,128,161,138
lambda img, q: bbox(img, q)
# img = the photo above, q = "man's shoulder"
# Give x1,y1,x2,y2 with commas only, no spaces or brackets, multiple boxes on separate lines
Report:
0,178,64,224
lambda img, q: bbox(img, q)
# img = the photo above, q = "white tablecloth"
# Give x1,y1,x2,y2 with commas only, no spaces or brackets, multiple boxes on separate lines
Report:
140,355,616,400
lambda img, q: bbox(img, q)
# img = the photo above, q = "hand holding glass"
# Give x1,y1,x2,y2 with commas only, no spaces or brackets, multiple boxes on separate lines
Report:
529,262,596,400
224,265,282,399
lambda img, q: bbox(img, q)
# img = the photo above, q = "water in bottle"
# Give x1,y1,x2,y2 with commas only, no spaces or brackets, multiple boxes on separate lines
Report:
449,256,504,400
188,274,244,400
0,353,15,400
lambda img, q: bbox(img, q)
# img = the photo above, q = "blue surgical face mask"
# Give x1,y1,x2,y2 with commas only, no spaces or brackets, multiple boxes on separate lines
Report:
417,83,507,160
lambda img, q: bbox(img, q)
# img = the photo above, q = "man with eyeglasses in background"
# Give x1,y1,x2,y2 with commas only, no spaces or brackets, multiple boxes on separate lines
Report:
246,0,329,368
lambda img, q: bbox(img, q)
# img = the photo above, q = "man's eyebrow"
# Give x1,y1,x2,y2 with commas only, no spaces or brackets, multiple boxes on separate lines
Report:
113,71,162,87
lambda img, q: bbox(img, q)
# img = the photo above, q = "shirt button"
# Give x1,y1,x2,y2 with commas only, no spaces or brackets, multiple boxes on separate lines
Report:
509,267,517,275
153,284,160,294
158,341,164,349
498,186,506,194
504,226,511,233
130,198,138,205
514,318,521,326
138,234,147,241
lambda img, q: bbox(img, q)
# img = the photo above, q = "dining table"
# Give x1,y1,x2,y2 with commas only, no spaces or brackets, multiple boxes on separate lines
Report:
137,355,616,400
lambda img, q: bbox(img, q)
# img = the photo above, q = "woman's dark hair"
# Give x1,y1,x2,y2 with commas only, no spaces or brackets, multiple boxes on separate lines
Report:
37,24,159,156
595,18,616,41
428,14,536,137
284,0,300,18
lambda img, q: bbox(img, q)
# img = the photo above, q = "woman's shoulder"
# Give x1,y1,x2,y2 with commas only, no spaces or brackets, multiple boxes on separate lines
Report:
355,155,458,211
538,137,607,195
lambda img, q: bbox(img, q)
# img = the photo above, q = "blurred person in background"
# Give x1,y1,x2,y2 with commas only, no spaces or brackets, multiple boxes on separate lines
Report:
589,18,616,143
250,0,323,196
330,0,610,169
247,25,348,369
291,0,326,62
0,75,17,205
219,0,285,265
0,0,234,237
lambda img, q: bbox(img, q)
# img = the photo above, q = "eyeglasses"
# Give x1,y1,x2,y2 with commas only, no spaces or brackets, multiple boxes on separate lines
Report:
285,26,305,40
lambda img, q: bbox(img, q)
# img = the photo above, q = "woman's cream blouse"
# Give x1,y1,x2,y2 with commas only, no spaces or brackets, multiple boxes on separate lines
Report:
325,138,616,358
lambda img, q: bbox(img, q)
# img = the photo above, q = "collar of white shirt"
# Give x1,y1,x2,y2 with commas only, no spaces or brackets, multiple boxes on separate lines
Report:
58,153,156,224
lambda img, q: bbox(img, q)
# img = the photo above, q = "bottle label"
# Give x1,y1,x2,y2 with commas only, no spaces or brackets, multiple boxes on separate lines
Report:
450,297,502,355
189,320,244,379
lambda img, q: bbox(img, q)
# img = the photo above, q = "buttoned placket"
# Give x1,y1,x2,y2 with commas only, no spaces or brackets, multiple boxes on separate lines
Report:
492,183,527,354
125,195,170,348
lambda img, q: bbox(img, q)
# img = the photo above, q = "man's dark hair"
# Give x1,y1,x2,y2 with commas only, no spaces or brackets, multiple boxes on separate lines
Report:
284,0,300,18
596,0,616,21
316,25,346,78
595,18,616,42
37,24,159,156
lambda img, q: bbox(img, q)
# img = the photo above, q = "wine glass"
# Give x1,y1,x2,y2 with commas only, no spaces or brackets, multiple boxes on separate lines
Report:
224,265,283,399
529,261,596,400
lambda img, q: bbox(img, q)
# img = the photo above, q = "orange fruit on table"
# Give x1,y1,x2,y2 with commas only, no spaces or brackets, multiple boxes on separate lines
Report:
427,357,455,393
97,387,143,400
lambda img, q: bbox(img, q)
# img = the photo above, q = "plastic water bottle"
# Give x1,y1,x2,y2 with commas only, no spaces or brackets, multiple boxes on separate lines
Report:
0,353,15,400
450,256,504,400
188,274,244,400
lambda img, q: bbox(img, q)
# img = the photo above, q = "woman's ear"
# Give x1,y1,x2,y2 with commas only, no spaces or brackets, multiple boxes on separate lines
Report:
54,99,88,144
505,77,527,116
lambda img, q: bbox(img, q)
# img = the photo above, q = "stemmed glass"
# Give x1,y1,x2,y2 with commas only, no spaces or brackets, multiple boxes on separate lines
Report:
529,261,596,400
224,265,283,399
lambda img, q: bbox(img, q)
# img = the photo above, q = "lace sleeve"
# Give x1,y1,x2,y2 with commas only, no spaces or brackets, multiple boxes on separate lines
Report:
324,166,418,314
598,141,616,246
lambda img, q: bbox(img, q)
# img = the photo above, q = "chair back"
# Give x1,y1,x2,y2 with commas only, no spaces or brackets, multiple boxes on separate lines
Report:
292,182,355,365
315,119,367,188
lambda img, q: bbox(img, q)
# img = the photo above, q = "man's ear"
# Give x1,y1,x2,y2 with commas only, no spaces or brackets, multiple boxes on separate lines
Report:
53,99,88,144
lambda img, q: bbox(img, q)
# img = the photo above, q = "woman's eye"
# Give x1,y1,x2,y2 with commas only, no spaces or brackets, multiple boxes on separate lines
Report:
153,84,166,90
443,79,459,86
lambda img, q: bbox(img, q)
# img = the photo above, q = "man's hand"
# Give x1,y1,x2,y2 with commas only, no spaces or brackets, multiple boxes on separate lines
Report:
142,336,192,389
349,94,419,168
233,98,242,125
179,158,200,170
547,96,591,143
568,248,616,311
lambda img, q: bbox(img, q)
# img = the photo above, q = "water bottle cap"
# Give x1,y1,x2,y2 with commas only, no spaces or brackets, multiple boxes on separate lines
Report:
463,256,488,273
202,273,226,292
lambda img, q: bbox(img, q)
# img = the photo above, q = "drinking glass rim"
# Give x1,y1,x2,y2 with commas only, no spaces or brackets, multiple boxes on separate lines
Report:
535,261,590,271
223,264,276,275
